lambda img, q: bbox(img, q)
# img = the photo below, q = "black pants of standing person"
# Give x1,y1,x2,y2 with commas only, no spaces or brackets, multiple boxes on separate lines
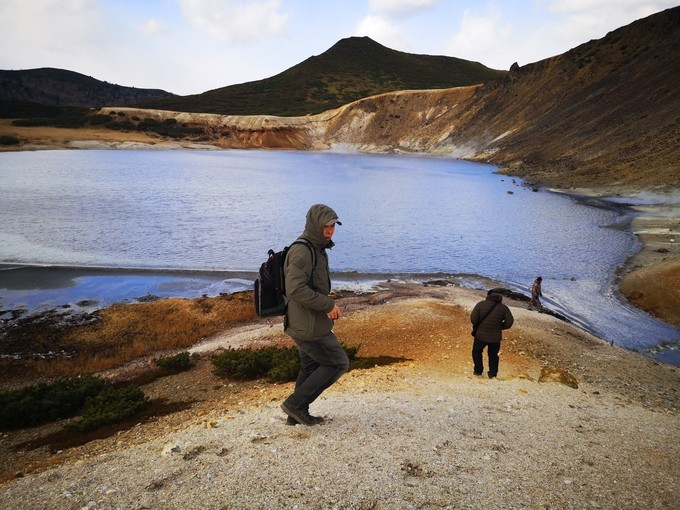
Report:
472,338,501,378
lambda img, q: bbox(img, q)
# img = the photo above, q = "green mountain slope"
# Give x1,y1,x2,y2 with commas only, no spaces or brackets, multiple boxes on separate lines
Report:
141,36,506,116
0,68,175,108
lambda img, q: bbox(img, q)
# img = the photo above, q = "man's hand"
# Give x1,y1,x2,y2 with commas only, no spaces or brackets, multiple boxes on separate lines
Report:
327,304,342,320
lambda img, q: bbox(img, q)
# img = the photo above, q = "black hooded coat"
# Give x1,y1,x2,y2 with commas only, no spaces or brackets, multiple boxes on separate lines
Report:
470,293,514,343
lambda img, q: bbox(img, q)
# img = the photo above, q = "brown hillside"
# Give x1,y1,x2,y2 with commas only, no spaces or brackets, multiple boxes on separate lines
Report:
446,6,680,188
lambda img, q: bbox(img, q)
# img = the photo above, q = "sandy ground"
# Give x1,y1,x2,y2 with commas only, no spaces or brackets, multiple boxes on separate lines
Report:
0,284,678,509
619,210,680,328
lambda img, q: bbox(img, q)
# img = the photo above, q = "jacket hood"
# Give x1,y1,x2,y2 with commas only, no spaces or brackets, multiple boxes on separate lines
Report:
303,204,341,248
488,292,503,303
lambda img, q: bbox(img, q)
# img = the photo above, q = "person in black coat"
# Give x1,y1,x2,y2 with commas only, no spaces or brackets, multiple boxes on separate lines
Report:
470,290,514,378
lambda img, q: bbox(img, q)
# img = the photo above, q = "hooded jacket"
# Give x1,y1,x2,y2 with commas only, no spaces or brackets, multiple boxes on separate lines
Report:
284,204,339,341
470,293,514,343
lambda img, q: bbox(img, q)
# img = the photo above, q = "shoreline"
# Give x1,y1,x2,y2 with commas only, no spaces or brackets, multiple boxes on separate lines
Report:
1,193,679,365
550,186,680,327
1,134,678,360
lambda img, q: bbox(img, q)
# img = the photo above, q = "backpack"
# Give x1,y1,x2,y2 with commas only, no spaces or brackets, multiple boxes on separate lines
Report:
253,238,316,317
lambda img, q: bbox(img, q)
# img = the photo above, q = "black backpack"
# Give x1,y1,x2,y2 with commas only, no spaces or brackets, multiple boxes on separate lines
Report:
253,238,316,317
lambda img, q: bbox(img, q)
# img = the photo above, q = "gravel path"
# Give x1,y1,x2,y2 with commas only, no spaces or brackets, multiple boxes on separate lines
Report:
2,366,678,510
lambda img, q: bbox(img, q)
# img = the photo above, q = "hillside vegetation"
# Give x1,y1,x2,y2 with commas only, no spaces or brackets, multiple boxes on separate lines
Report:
140,36,506,116
0,68,175,108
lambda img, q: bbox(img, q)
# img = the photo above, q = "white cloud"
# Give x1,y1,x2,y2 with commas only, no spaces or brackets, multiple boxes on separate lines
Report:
447,7,511,64
443,0,678,70
0,0,102,57
369,0,439,17
547,1,679,46
141,18,166,37
549,0,674,13
356,0,442,49
355,14,405,47
177,0,289,44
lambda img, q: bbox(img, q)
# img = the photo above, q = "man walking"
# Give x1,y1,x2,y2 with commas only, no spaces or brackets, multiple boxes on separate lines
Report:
470,290,514,378
280,204,349,426
528,276,543,312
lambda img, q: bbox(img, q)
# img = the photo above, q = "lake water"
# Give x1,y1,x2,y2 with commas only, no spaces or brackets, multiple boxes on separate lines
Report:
1,149,678,363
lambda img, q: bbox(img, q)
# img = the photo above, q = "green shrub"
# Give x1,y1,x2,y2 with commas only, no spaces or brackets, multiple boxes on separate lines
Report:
88,114,111,125
0,375,111,429
0,135,20,145
343,344,359,361
12,118,53,127
154,351,193,373
116,120,136,131
12,111,88,129
211,344,359,382
211,346,275,380
67,385,149,432
267,347,301,382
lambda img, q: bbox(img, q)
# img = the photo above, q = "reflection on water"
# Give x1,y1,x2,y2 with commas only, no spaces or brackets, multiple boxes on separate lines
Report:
0,149,678,363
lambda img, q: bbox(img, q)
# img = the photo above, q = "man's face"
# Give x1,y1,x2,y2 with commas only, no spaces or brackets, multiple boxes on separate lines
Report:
323,223,335,242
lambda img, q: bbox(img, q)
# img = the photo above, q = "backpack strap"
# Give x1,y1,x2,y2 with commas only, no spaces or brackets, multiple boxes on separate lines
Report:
476,301,499,328
290,238,316,289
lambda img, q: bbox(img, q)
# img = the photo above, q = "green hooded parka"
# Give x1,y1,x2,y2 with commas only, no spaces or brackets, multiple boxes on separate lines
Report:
284,204,340,341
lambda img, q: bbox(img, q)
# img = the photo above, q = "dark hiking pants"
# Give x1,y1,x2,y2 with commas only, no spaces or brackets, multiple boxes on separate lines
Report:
284,331,349,412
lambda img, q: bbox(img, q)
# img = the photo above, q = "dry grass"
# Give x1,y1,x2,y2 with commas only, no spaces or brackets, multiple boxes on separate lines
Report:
22,293,257,379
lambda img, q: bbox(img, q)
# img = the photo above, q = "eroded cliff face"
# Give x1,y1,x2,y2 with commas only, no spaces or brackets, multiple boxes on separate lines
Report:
102,87,479,154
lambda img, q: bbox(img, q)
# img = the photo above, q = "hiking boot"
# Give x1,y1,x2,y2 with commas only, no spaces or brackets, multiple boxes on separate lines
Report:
286,414,325,426
281,402,318,426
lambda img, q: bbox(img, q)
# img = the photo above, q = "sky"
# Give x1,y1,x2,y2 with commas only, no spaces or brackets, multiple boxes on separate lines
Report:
1,0,677,96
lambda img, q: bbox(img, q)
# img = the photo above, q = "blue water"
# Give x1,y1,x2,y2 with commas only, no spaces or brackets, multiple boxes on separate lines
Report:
0,149,678,361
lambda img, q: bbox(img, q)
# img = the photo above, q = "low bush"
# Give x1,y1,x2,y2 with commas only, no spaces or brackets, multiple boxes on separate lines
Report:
0,100,83,120
87,114,111,125
0,375,111,429
12,108,89,128
0,134,20,145
211,344,359,382
154,351,193,373
211,346,280,380
0,375,151,431
67,385,149,432
267,348,301,382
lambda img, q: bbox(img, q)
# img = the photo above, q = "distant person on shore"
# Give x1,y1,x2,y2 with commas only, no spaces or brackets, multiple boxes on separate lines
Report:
471,290,514,378
528,276,543,312
280,204,349,426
